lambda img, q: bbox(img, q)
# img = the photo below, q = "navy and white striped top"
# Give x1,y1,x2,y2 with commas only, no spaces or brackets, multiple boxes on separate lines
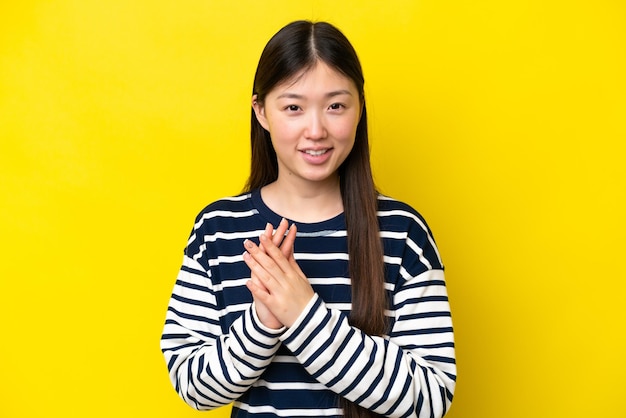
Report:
161,189,456,417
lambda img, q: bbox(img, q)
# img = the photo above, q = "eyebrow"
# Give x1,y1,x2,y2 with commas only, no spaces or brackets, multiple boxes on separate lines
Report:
275,90,354,100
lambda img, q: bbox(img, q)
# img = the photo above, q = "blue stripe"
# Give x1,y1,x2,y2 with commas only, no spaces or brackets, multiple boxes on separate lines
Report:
328,336,367,390
403,342,455,350
368,348,403,410
195,353,238,401
171,293,215,310
281,297,323,351
301,312,344,368
167,306,220,327
230,327,268,367
393,326,454,337
403,279,446,289
240,310,278,350
310,325,356,380
423,355,456,364
179,265,206,277
398,310,451,321
384,373,412,416
341,341,379,396
395,295,449,310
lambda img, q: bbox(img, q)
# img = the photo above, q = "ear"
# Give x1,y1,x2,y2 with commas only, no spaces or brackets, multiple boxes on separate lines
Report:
252,95,270,131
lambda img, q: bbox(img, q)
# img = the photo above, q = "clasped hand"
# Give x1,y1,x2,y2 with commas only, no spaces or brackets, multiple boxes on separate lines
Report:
244,219,314,329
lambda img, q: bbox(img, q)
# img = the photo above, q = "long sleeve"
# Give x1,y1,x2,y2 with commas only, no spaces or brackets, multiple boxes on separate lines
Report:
279,268,455,418
160,249,284,410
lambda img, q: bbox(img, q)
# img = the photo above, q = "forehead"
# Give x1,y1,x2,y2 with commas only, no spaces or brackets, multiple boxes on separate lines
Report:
271,61,357,97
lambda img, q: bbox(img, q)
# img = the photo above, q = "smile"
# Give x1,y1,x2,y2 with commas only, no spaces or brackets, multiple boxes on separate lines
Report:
303,149,330,156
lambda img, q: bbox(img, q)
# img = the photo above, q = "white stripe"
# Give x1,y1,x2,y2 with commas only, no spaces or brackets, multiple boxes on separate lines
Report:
380,230,407,239
191,243,206,261
406,236,433,269
234,403,342,417
187,232,197,247
308,277,350,286
307,277,394,290
378,208,442,265
208,254,245,266
224,193,252,202
384,255,403,265
194,209,257,229
254,380,327,390
203,229,264,242
172,279,217,305
295,252,349,261
181,255,206,272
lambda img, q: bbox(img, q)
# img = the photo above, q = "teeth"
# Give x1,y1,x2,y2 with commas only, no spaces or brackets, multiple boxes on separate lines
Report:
304,149,327,156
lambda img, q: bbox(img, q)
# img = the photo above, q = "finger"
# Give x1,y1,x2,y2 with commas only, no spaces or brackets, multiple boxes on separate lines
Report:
280,223,297,259
243,252,279,297
243,245,275,274
246,279,273,307
244,239,289,287
258,223,274,253
250,271,269,292
272,218,289,248
288,255,306,277
246,275,269,297
258,233,293,274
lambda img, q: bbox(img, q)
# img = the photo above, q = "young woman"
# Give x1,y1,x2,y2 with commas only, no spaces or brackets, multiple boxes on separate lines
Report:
161,20,456,418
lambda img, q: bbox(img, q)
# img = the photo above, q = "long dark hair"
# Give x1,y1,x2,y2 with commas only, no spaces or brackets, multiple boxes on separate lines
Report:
244,21,386,418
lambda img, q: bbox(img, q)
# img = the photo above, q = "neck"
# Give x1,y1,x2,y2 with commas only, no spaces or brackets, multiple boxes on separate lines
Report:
261,176,343,223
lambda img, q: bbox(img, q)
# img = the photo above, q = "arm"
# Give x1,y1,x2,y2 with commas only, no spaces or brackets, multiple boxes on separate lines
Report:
160,245,284,410
279,268,455,418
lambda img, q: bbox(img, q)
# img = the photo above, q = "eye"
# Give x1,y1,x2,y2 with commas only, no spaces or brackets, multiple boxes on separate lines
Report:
328,103,345,111
284,104,301,112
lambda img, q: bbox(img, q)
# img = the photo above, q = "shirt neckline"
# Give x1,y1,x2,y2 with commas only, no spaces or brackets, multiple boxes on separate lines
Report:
251,188,346,234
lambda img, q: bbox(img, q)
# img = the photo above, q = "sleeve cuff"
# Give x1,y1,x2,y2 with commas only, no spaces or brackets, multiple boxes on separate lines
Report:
279,293,323,344
250,301,286,337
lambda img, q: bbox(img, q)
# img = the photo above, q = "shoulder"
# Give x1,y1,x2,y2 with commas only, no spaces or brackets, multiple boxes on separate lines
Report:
183,191,260,256
188,191,260,235
193,192,255,222
377,194,420,215
377,194,443,269
377,194,433,235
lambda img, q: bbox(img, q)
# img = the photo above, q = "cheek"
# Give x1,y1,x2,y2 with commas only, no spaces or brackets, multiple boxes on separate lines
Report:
331,118,360,142
267,118,299,141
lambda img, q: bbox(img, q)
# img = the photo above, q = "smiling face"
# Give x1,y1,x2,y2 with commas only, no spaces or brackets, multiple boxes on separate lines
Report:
253,61,361,190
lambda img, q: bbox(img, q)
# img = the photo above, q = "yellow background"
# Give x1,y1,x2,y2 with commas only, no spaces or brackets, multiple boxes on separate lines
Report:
1,1,624,417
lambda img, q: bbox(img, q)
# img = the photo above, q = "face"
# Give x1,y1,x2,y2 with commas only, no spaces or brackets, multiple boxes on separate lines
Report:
253,61,361,189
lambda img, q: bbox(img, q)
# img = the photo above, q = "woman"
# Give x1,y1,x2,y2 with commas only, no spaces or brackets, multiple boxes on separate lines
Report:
161,20,456,418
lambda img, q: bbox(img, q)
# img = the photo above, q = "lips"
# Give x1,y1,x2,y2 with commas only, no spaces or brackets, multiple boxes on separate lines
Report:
303,148,330,156
300,147,333,164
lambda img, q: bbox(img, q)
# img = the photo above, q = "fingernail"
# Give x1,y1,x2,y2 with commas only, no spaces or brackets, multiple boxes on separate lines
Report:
259,234,267,242
244,239,253,249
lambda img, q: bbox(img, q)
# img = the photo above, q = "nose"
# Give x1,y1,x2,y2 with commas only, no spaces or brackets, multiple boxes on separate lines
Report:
304,111,327,140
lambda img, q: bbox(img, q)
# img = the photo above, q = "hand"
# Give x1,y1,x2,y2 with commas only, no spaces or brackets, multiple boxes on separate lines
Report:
246,219,294,329
244,222,313,328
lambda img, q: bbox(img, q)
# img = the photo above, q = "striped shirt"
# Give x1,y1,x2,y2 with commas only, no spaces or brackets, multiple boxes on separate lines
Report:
161,189,456,417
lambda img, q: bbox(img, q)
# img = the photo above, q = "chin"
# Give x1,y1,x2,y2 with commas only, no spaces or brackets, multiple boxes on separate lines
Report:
303,172,339,184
